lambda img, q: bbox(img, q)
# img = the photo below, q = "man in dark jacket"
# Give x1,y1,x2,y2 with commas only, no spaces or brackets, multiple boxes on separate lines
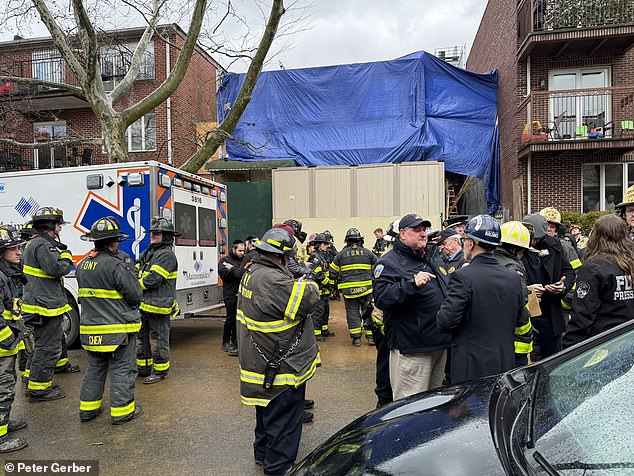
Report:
219,240,245,356
522,214,575,359
76,217,144,424
437,215,528,385
372,228,389,257
374,214,450,400
437,228,466,278
237,227,320,476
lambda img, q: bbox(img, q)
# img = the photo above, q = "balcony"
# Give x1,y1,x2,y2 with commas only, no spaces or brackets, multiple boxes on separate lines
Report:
518,86,634,158
517,0,634,60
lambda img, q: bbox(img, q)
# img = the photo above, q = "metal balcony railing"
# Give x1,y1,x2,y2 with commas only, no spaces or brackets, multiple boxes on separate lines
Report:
518,0,634,46
519,86,634,145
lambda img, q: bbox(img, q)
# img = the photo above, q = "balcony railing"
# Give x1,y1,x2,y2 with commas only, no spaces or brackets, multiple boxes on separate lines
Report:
518,0,634,47
519,86,634,149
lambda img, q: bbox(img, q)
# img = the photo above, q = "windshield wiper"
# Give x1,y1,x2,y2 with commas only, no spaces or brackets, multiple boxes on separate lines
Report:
533,451,561,476
524,370,540,448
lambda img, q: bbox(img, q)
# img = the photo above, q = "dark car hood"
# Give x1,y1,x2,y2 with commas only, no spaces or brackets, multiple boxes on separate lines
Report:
291,376,507,476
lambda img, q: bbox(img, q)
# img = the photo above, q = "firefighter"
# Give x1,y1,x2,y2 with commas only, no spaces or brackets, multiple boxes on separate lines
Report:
307,233,333,341
0,226,28,452
76,217,144,424
330,228,377,346
22,207,72,402
372,228,389,257
493,221,534,366
539,207,581,270
437,215,528,384
219,240,245,356
283,219,312,278
616,184,634,240
236,227,320,475
136,217,180,384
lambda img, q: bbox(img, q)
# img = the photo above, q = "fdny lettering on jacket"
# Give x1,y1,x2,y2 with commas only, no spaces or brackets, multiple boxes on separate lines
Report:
239,273,253,299
614,275,634,301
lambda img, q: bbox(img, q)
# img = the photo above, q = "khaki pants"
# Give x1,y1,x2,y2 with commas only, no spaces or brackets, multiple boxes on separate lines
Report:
389,349,447,401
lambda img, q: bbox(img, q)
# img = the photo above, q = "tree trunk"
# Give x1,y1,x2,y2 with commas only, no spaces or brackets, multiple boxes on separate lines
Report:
101,119,128,163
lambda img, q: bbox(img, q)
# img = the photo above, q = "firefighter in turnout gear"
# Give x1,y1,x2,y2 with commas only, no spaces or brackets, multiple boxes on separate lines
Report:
136,217,180,384
237,227,320,475
308,233,333,341
22,207,73,402
330,228,378,346
76,218,144,424
0,226,28,452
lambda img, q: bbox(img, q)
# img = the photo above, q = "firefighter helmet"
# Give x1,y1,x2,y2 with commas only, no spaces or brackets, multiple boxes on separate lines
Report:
463,214,501,246
616,184,634,210
539,207,562,225
500,221,531,249
523,213,548,240
254,228,294,255
0,225,24,251
345,228,363,243
19,221,37,240
31,207,68,226
80,217,129,242
283,219,302,235
312,233,330,244
149,217,182,237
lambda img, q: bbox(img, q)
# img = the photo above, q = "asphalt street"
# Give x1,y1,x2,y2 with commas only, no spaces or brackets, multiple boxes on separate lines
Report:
5,300,378,475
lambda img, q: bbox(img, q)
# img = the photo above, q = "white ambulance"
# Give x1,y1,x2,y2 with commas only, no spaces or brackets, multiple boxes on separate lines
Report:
0,160,228,345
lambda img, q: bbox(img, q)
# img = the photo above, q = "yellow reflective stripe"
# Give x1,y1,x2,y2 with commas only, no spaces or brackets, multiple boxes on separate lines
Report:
137,358,154,367
237,310,300,333
284,282,307,320
139,302,173,314
83,345,119,352
139,278,147,291
22,368,29,377
515,341,533,354
570,259,582,269
349,327,362,334
23,265,55,279
56,358,69,368
343,288,373,298
328,279,335,285
239,357,319,387
154,362,170,371
80,323,142,334
330,262,340,272
314,329,322,335
0,326,13,342
78,288,124,299
150,264,178,280
3,309,18,320
28,380,52,391
241,396,272,406
21,303,71,317
0,343,21,357
321,325,328,331
80,399,102,411
515,321,532,336
338,280,373,289
0,424,6,437
340,264,372,271
111,401,135,417
59,251,73,260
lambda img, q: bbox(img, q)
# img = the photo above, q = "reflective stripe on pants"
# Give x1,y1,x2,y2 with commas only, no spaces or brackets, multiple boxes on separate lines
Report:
137,311,171,375
26,314,63,396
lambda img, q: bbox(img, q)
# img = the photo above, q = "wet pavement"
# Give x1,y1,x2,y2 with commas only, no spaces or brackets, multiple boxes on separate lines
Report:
6,300,378,475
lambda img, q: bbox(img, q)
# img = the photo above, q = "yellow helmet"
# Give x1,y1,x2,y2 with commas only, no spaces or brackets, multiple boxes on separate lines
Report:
501,221,531,249
539,207,561,225
616,184,634,209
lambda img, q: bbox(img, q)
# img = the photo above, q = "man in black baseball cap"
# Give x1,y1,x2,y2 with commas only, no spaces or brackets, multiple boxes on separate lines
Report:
399,214,432,230
442,215,469,235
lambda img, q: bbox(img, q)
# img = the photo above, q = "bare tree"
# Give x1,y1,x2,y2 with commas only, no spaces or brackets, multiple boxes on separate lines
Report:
0,0,286,172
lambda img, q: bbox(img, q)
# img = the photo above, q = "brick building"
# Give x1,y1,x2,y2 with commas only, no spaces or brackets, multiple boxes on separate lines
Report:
0,24,220,171
468,0,634,217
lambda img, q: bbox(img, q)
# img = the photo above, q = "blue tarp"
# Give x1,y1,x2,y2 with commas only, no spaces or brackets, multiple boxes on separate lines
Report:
217,51,500,213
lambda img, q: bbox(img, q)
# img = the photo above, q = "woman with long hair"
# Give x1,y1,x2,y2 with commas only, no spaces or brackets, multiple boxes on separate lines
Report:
563,214,634,347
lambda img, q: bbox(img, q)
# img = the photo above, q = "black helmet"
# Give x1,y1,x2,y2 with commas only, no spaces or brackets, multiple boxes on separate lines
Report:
345,228,363,243
149,217,182,237
254,228,294,255
283,219,302,235
19,221,37,240
313,233,330,244
31,207,68,226
0,225,24,251
323,230,334,243
463,215,501,246
81,217,129,242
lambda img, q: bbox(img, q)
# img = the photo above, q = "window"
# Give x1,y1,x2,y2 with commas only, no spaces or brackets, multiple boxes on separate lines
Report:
33,121,67,169
32,50,65,84
174,202,197,247
198,207,216,247
100,41,155,90
582,163,632,212
127,112,156,152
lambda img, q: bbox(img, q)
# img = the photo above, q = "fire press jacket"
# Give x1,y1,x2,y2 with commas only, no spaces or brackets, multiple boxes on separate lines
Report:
76,248,143,352
0,260,26,357
329,244,378,298
137,244,178,315
21,232,73,317
563,257,634,348
236,256,320,407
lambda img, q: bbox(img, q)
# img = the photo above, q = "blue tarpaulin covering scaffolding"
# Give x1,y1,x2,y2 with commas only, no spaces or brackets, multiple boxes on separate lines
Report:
217,51,500,213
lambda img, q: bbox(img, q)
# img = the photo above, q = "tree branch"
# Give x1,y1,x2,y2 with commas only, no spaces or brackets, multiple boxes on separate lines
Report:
180,0,286,173
0,76,84,96
0,137,101,148
71,0,99,85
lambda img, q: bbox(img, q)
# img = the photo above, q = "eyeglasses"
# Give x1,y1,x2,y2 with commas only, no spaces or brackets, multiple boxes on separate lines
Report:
459,237,475,246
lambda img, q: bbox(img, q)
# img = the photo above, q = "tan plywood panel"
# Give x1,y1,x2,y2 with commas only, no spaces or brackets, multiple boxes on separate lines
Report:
355,164,395,217
314,167,352,217
398,162,444,218
272,167,311,218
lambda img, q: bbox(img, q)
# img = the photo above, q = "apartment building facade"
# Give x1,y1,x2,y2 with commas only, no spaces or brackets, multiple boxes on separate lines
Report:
0,24,220,172
468,0,634,217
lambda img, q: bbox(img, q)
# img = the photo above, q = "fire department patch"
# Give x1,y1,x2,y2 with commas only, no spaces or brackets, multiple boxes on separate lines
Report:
374,264,384,278
576,281,590,299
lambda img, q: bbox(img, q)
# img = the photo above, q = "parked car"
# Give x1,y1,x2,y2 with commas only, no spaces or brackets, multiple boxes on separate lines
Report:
290,320,634,475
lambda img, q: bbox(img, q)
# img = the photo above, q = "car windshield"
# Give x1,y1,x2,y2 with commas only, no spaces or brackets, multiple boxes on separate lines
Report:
520,326,634,474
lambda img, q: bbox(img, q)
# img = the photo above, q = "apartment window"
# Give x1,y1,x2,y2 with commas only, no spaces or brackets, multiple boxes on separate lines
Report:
100,41,155,90
549,68,611,139
582,163,630,212
33,121,67,169
127,113,156,152
32,50,65,84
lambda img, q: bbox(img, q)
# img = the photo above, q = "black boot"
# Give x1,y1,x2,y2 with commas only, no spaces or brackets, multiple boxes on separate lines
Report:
55,362,81,374
0,435,28,453
28,388,66,403
352,337,361,347
143,373,167,384
111,405,143,425
8,417,27,432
